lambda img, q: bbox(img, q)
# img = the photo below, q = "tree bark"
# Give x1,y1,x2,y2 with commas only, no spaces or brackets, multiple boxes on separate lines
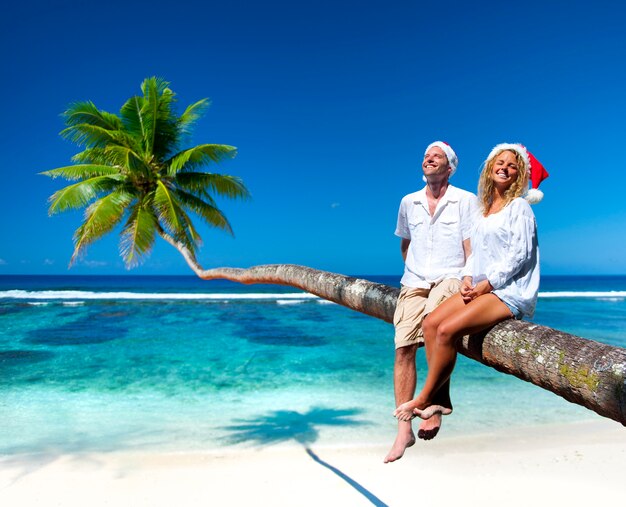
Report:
158,236,626,426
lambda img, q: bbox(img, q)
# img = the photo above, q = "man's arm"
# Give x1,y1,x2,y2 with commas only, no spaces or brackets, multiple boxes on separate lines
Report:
462,238,471,261
460,193,478,262
400,238,410,262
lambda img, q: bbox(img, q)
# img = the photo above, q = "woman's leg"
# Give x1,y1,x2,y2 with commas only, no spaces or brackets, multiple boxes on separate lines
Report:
394,293,512,420
417,294,467,437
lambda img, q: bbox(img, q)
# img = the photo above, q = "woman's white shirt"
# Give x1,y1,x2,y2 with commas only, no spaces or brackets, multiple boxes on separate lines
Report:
463,197,539,318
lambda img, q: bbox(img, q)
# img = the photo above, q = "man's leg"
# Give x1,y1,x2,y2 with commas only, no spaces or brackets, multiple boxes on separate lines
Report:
384,344,417,463
384,286,429,463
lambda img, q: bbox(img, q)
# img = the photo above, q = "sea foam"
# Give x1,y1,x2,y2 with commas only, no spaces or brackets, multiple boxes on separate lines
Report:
4,289,626,301
0,289,318,301
538,291,626,298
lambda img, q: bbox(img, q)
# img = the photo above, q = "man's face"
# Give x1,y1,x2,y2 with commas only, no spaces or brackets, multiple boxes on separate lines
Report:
422,147,450,177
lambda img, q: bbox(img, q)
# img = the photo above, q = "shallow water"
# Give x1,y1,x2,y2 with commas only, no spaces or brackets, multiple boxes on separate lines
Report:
1,275,624,454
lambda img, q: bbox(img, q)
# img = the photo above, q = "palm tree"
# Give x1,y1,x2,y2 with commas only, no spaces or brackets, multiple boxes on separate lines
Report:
42,76,250,268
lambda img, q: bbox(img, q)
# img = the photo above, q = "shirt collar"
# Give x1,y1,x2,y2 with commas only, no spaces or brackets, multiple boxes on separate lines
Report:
413,184,459,204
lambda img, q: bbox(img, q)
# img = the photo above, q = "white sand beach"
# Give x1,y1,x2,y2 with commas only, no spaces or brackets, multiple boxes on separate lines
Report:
1,418,624,506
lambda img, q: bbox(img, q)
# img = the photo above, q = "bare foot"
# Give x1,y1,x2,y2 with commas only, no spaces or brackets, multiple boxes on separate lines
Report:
393,400,419,421
383,430,415,463
413,405,452,420
417,412,441,440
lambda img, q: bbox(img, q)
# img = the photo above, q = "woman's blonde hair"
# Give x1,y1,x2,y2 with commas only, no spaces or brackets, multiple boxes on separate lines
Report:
478,148,529,213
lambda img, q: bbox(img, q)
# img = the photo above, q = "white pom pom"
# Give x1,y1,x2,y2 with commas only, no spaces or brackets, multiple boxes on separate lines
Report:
525,188,544,204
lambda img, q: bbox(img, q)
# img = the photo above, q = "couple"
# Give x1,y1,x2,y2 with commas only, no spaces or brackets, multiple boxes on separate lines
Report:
384,141,548,463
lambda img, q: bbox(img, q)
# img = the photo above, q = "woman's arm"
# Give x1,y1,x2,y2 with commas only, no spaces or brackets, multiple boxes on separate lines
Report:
485,200,537,290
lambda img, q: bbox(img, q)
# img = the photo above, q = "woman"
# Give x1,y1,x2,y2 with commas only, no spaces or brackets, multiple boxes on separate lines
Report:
394,143,548,422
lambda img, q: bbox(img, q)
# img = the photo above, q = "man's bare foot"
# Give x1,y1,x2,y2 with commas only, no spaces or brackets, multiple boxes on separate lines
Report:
383,431,415,463
393,400,419,421
417,412,441,440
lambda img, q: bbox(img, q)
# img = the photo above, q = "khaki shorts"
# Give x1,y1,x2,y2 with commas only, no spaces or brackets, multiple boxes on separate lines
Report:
393,278,462,349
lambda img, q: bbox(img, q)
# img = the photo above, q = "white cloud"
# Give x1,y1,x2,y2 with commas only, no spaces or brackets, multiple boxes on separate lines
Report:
81,260,109,268
330,203,340,209
0,258,6,265
43,259,55,265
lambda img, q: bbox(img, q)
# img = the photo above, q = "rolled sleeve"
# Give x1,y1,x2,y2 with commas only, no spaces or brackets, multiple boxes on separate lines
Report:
461,250,474,278
395,199,410,239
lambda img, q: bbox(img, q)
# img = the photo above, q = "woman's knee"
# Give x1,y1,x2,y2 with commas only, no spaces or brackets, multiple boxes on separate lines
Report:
422,314,437,338
435,322,457,347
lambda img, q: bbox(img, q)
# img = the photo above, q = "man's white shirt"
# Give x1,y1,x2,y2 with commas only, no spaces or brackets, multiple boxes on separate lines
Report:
395,185,479,289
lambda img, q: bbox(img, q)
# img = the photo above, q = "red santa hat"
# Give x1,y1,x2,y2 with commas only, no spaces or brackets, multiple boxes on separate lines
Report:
486,143,549,204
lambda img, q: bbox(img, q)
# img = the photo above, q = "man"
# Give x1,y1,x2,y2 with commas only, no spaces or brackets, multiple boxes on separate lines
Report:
384,141,478,463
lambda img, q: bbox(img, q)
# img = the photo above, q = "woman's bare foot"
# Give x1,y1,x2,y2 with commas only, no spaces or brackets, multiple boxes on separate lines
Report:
393,400,420,421
413,404,452,420
417,413,442,440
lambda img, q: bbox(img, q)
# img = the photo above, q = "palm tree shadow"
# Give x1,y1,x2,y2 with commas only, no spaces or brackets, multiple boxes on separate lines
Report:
222,406,388,506
223,406,364,446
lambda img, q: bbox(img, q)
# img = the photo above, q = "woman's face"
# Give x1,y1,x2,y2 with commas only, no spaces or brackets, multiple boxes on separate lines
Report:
491,150,519,189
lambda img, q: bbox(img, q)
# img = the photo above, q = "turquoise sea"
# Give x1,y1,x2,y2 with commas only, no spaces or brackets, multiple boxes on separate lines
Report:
1,274,625,455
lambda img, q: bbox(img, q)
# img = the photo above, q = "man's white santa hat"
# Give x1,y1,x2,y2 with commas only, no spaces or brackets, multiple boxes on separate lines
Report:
425,141,458,177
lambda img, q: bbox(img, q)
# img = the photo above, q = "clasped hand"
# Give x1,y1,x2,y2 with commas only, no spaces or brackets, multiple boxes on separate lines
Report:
460,277,493,303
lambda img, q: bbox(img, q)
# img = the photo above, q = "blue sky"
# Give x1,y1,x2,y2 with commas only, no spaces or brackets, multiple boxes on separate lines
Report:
1,0,625,276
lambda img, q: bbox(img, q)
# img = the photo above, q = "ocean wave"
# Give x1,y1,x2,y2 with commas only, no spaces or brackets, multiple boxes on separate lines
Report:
538,291,626,298
0,289,318,301
4,289,625,302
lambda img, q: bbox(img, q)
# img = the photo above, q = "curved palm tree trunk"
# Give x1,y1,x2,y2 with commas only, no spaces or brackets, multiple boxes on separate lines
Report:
160,232,626,426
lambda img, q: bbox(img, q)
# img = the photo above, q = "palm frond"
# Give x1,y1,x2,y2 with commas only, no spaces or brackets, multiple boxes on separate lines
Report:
174,189,233,235
140,77,178,158
70,190,134,265
174,184,218,207
71,146,145,168
47,175,123,214
140,76,172,99
104,145,151,176
120,95,146,149
175,172,250,200
153,181,200,251
71,148,108,164
178,98,210,135
167,144,237,175
153,181,186,236
63,101,122,131
41,164,122,181
119,201,158,268
60,123,133,149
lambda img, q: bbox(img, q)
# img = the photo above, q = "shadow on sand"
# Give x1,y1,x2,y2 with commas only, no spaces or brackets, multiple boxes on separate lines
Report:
222,406,388,506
